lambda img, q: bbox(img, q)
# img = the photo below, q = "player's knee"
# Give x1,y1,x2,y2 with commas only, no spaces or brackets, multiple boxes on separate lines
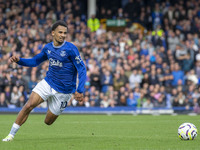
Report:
24,103,34,112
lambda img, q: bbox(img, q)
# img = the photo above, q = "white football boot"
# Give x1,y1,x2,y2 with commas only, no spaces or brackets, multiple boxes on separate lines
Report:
2,134,14,142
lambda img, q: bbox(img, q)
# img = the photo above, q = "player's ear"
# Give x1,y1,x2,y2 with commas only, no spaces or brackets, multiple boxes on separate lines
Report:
51,30,55,36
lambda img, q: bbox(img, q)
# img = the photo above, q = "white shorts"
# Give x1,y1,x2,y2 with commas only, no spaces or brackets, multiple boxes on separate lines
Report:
32,79,72,115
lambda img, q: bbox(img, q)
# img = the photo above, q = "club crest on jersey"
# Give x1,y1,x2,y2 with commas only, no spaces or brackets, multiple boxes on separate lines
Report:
75,55,82,64
60,51,66,57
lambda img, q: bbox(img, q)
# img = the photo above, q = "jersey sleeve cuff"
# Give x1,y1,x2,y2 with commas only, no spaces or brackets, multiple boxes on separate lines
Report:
77,89,83,93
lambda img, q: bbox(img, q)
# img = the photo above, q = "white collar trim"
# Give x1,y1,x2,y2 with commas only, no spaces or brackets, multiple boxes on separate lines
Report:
52,41,66,48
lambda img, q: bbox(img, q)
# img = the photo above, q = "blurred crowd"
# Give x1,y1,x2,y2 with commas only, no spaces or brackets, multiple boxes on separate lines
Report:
1,0,200,112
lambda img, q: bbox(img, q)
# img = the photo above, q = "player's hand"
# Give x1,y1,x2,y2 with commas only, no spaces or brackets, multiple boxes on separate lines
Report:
74,91,84,102
9,56,20,63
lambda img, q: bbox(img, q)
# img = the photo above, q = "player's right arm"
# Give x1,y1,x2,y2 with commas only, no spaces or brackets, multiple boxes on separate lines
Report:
10,47,48,67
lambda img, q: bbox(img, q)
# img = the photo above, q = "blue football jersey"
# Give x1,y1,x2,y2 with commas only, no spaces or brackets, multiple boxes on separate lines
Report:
17,41,87,94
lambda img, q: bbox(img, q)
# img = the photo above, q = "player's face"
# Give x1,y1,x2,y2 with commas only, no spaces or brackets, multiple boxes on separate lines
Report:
52,25,67,45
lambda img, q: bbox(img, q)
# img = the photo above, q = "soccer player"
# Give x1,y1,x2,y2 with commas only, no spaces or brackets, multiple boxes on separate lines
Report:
2,20,87,141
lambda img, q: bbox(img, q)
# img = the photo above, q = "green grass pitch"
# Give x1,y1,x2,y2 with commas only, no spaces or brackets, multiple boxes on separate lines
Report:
0,114,199,150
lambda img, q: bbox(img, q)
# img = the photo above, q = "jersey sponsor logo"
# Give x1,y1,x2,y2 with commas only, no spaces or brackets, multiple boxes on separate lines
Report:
49,58,63,67
75,55,82,64
60,50,66,57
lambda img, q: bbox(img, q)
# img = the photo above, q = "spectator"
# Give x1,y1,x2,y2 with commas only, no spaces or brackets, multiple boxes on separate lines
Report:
171,63,185,87
16,95,25,107
28,75,37,93
140,73,150,87
167,30,180,52
10,86,22,106
19,85,28,102
149,69,159,85
129,69,141,89
0,71,12,92
87,14,100,32
84,96,90,107
137,93,147,107
100,70,113,93
186,69,198,85
126,93,137,107
113,73,125,91
195,59,200,81
117,86,127,106
4,86,11,104
0,93,7,107
100,95,110,108
142,97,153,109
15,73,27,88
152,3,163,29
174,44,189,68
156,68,164,84
163,68,173,89
96,24,106,36
90,67,101,91
176,91,186,107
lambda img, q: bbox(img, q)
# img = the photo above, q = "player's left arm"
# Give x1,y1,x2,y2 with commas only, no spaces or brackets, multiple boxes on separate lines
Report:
70,45,87,101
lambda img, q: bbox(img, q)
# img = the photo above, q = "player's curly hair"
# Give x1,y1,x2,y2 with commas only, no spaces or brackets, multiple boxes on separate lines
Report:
51,20,68,31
